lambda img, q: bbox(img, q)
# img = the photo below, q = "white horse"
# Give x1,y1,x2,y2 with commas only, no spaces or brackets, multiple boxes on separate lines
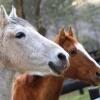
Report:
0,5,69,75
0,6,69,100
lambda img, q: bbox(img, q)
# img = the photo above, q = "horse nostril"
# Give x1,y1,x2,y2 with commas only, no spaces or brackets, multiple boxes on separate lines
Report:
58,53,66,60
96,72,100,78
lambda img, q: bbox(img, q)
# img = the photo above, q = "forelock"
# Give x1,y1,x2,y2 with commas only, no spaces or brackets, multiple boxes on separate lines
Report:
9,17,32,27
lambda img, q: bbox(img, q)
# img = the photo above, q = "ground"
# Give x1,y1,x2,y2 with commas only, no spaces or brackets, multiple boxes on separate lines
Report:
60,88,90,100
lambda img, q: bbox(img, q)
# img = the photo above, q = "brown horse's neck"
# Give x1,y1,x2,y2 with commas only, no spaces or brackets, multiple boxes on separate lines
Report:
41,77,64,100
12,74,64,100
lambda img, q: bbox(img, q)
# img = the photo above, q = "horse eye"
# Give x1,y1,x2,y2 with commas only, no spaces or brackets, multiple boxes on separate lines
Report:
15,32,25,39
70,49,77,56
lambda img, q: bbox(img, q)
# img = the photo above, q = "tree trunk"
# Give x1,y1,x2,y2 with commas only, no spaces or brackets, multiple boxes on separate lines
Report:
14,0,25,19
34,0,46,36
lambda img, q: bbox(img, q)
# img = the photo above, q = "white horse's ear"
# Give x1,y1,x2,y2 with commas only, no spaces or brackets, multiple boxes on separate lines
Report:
9,5,17,18
0,5,9,28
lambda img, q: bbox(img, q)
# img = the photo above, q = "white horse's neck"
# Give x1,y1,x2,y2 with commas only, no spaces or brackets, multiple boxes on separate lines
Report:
0,63,16,100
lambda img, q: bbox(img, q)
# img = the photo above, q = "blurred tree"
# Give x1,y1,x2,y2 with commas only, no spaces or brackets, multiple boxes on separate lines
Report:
14,0,25,18
34,0,46,36
0,0,99,50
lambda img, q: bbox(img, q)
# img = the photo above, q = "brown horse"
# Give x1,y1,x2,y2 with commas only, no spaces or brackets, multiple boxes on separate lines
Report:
12,27,100,100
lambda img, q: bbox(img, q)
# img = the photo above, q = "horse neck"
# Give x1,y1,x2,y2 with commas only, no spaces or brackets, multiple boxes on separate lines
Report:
41,76,64,100
0,62,16,100
12,75,64,100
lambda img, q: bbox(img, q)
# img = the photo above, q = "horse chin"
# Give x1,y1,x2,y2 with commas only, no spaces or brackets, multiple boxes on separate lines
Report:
48,62,66,76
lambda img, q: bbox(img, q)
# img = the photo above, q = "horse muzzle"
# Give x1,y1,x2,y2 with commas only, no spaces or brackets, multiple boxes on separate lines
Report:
48,53,69,75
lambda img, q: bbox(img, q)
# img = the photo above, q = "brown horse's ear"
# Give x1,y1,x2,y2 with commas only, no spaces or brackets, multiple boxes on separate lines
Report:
68,26,74,37
59,27,66,39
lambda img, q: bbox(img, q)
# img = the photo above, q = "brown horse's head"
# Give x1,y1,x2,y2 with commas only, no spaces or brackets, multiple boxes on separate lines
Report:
55,26,100,85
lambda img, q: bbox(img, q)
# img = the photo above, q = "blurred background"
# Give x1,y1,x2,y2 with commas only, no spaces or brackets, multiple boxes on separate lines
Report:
0,0,100,100
1,0,100,52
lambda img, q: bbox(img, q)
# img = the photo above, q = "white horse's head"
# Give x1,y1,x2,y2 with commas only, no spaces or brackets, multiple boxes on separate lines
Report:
0,6,69,76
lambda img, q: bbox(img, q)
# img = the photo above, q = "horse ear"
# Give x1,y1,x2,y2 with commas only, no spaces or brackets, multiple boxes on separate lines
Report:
68,26,74,37
9,5,17,18
59,27,66,39
0,5,9,28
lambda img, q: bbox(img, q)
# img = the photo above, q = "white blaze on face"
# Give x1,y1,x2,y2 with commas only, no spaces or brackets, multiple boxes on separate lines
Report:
75,43,100,68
